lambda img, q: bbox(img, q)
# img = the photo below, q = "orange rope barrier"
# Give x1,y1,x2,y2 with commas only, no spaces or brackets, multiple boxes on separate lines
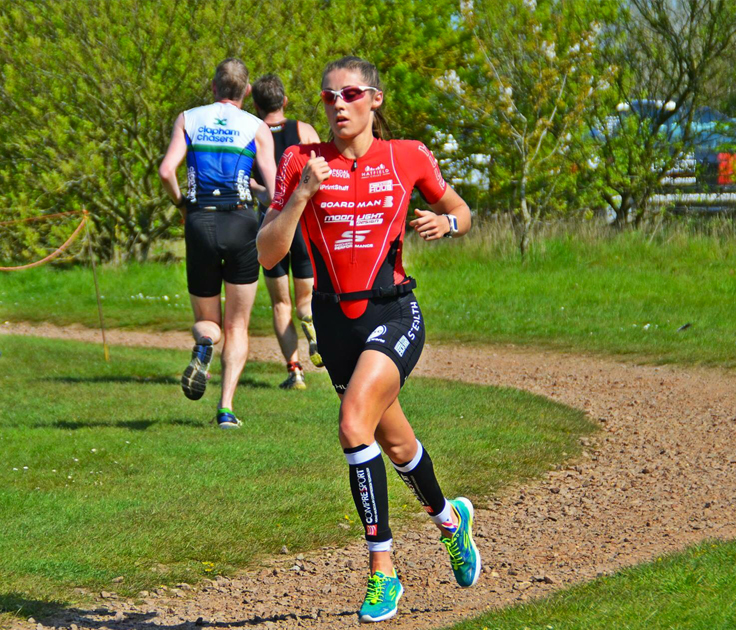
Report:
0,214,88,271
0,210,82,227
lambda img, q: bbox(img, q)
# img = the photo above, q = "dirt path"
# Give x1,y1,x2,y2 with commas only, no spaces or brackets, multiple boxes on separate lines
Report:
5,322,736,630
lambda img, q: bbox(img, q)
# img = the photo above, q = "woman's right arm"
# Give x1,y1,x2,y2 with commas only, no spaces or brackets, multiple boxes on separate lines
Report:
257,150,331,269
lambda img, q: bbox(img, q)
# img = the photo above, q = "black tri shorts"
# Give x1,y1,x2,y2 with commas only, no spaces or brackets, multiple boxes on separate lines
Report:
185,207,260,297
312,291,425,394
258,208,313,280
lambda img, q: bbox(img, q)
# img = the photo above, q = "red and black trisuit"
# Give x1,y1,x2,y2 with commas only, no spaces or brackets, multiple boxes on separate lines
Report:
271,138,447,392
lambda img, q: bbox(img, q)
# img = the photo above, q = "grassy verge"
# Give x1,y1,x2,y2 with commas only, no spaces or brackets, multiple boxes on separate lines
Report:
445,539,736,630
0,260,275,334
2,221,736,365
0,335,593,619
410,221,736,366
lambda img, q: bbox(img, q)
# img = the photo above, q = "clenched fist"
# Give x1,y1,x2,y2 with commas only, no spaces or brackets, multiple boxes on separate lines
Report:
297,150,332,199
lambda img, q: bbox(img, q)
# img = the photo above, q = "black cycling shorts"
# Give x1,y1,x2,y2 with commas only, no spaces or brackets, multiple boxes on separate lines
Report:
185,208,260,297
258,209,313,280
312,291,425,394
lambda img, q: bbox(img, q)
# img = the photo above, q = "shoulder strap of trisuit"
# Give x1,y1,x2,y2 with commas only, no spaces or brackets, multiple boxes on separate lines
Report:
273,119,301,164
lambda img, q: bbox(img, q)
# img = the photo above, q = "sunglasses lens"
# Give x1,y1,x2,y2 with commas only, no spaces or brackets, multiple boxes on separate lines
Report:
320,90,337,105
342,87,365,103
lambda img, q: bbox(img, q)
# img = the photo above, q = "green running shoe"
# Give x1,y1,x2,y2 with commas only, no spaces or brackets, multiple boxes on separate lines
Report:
358,571,403,623
441,497,481,587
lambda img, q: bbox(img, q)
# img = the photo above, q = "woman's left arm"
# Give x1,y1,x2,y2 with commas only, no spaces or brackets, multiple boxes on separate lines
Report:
408,185,472,241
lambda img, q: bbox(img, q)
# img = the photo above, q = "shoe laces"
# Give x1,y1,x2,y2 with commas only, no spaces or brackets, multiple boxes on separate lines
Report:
441,534,465,570
365,573,388,604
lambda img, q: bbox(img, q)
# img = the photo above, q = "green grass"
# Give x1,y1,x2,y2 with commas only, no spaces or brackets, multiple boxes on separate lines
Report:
0,260,277,335
2,223,736,365
445,539,736,630
0,335,593,618
410,224,736,366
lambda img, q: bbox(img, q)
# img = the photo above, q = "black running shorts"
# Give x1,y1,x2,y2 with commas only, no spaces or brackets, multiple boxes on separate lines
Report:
258,209,313,280
313,292,425,394
185,208,260,297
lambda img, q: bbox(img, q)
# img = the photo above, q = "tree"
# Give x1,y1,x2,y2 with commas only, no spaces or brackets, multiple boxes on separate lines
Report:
445,0,615,258
0,0,461,262
582,0,736,227
0,0,318,262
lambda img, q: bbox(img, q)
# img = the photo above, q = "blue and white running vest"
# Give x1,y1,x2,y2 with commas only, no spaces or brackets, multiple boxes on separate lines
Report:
183,102,261,205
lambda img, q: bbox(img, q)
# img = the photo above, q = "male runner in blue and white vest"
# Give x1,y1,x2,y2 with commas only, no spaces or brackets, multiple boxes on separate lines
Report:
250,74,323,390
159,58,277,429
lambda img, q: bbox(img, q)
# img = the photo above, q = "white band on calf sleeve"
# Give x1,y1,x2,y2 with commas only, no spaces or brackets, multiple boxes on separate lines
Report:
367,538,393,553
344,441,381,465
392,440,424,473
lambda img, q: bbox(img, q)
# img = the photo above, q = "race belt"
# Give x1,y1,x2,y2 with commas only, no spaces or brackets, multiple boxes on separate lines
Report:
188,202,251,212
313,277,417,304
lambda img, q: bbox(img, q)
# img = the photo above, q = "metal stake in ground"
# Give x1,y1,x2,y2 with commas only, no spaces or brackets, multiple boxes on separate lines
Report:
83,210,110,362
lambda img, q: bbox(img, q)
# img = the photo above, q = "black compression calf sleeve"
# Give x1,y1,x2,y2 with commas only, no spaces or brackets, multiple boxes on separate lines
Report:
392,440,448,517
344,442,392,551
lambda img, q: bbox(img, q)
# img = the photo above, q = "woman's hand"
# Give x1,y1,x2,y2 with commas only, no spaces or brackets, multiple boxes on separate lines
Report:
409,209,451,241
296,150,332,199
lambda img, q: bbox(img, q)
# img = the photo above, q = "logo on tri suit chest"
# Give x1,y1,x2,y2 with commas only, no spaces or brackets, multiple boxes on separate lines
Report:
361,163,391,179
331,169,351,179
320,199,384,209
325,213,385,226
356,213,384,226
369,180,394,193
320,183,350,191
334,230,373,251
325,214,354,224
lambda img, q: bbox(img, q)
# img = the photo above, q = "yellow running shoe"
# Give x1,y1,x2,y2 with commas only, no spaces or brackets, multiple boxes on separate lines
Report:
300,316,324,368
280,361,306,390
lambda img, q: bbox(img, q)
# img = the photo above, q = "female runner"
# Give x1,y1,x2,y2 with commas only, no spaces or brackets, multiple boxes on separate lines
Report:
257,56,479,623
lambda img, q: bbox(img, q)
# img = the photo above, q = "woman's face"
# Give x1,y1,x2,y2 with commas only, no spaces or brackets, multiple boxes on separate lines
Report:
322,69,383,141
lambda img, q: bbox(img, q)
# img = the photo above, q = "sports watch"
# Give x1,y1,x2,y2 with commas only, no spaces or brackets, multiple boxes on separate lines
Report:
443,213,459,238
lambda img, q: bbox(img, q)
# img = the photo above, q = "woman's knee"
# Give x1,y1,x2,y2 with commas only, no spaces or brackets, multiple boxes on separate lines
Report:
338,402,373,447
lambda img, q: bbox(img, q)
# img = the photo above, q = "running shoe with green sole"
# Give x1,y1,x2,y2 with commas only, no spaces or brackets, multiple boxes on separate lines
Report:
300,316,324,368
181,338,213,400
358,571,403,623
215,408,242,429
441,497,481,588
